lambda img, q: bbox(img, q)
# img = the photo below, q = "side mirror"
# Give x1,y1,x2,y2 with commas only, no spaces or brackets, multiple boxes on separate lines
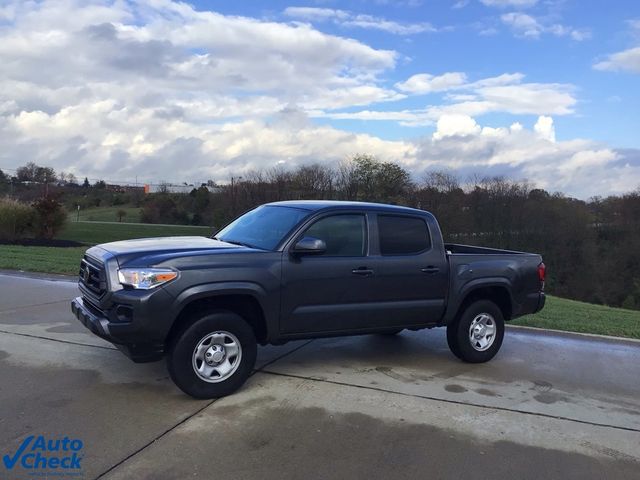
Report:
292,237,326,255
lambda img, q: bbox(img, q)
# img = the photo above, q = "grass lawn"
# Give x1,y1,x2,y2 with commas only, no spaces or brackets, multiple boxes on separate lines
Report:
0,245,87,275
58,221,212,245
1,220,213,275
512,295,640,340
75,206,141,222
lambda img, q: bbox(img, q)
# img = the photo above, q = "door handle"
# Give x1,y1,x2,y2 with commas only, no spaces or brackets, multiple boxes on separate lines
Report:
352,267,374,276
421,266,440,274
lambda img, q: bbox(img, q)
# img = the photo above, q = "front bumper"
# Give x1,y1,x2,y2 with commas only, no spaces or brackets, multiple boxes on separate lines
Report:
71,297,165,363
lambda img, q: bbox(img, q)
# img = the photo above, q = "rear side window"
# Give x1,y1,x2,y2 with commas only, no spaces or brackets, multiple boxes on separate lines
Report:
378,215,430,255
303,214,366,256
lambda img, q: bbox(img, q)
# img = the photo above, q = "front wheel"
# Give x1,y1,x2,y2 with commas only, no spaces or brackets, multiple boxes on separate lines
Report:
167,311,257,399
446,300,505,363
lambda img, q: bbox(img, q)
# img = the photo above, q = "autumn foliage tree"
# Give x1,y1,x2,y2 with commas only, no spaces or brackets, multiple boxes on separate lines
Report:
32,195,67,239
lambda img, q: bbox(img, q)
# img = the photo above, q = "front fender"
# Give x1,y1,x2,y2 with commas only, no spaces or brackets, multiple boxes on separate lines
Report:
170,281,269,318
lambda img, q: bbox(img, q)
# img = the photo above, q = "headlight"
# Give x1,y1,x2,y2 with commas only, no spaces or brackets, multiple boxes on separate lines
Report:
117,268,178,289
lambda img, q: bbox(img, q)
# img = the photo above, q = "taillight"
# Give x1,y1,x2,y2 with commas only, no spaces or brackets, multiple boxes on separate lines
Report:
537,262,546,291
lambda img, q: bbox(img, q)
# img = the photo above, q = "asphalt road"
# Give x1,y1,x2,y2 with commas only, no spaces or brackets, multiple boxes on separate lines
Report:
1,272,639,479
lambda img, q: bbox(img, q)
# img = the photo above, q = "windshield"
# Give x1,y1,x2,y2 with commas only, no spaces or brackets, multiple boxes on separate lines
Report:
215,205,310,251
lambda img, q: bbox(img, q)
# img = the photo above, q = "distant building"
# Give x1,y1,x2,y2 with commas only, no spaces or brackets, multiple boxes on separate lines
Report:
105,184,145,194
143,184,222,194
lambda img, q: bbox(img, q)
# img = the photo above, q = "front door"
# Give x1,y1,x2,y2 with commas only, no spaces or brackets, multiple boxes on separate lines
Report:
280,213,377,334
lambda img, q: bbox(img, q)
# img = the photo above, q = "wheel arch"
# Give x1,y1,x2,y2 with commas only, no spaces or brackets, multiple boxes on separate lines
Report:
167,284,270,348
444,280,514,325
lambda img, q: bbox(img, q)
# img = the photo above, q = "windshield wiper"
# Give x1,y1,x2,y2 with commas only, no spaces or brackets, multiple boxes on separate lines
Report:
217,238,257,249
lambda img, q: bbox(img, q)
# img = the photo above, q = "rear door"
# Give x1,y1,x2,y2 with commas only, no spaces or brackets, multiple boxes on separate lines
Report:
369,213,448,325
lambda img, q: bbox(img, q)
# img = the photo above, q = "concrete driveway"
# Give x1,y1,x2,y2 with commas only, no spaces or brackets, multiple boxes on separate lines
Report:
1,272,639,479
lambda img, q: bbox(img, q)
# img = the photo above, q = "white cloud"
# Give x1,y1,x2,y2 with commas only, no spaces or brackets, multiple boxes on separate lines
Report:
453,1,470,9
479,27,499,36
593,18,640,73
5,95,638,198
0,1,401,113
479,0,538,7
318,72,576,125
432,115,481,140
417,116,640,198
0,0,410,182
501,12,590,40
534,115,555,142
0,0,637,198
0,103,417,182
395,72,467,94
473,82,575,115
465,73,526,88
283,6,436,35
594,47,640,73
283,7,349,21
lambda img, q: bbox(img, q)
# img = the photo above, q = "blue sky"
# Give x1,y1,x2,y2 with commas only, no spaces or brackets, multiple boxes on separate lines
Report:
0,0,639,197
208,0,639,146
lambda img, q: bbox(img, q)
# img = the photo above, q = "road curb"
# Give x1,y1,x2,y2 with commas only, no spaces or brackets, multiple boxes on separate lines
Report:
0,269,76,283
507,324,640,346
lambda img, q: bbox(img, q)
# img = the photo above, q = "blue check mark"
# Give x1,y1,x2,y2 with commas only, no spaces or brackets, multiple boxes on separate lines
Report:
3,435,34,470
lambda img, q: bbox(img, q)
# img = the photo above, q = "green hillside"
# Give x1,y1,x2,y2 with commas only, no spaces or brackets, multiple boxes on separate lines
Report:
75,206,141,222
58,220,212,245
0,219,213,275
512,296,640,339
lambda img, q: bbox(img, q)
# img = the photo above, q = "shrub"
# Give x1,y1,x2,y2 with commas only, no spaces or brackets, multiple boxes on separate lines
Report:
0,197,35,241
32,195,67,239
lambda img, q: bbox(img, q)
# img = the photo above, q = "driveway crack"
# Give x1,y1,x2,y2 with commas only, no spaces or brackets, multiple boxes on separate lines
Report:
0,329,118,351
259,370,640,435
93,339,315,479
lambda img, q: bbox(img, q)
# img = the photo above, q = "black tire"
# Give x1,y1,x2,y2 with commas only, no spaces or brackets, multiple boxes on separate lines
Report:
446,300,505,363
167,310,257,399
446,324,463,360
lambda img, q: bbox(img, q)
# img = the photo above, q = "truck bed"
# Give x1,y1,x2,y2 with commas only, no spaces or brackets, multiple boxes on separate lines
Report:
445,243,535,256
442,243,544,322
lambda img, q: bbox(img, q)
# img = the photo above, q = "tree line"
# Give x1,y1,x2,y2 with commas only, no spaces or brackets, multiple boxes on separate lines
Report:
1,156,639,310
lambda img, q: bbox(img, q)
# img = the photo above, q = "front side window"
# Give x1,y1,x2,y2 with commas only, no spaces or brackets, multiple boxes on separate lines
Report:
303,214,366,256
378,215,430,255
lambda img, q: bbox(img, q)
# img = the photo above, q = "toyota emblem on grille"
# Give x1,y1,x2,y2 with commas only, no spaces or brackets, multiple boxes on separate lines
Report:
83,268,90,283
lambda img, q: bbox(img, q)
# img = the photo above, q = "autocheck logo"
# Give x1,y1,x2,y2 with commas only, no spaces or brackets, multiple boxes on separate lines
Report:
3,435,84,475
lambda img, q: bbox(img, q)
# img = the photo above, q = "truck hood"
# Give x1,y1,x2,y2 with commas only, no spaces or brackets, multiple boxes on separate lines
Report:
97,236,245,256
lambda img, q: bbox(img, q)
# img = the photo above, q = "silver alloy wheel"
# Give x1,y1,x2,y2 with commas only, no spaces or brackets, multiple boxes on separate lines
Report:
468,313,497,352
192,331,242,383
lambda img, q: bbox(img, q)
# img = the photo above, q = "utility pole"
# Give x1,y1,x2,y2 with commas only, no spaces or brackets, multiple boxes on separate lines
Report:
230,176,243,216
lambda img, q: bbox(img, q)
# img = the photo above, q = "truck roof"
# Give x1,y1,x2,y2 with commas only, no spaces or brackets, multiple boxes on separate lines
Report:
266,200,430,216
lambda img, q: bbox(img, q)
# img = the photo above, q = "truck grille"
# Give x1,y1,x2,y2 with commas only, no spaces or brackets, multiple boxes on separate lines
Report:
78,256,107,300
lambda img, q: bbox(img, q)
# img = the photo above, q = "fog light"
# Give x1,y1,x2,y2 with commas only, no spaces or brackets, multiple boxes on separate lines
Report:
114,305,133,323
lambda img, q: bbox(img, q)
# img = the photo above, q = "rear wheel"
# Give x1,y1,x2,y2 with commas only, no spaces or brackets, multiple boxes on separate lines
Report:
167,311,257,399
446,300,504,363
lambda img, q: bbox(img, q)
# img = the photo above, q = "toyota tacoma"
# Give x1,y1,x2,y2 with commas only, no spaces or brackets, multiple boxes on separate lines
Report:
71,201,546,398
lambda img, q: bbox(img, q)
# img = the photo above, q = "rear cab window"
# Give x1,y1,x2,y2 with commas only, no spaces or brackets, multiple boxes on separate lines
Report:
377,215,430,255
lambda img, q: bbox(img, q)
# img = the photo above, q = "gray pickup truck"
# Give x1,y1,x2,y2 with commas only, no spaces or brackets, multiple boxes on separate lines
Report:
71,201,545,398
